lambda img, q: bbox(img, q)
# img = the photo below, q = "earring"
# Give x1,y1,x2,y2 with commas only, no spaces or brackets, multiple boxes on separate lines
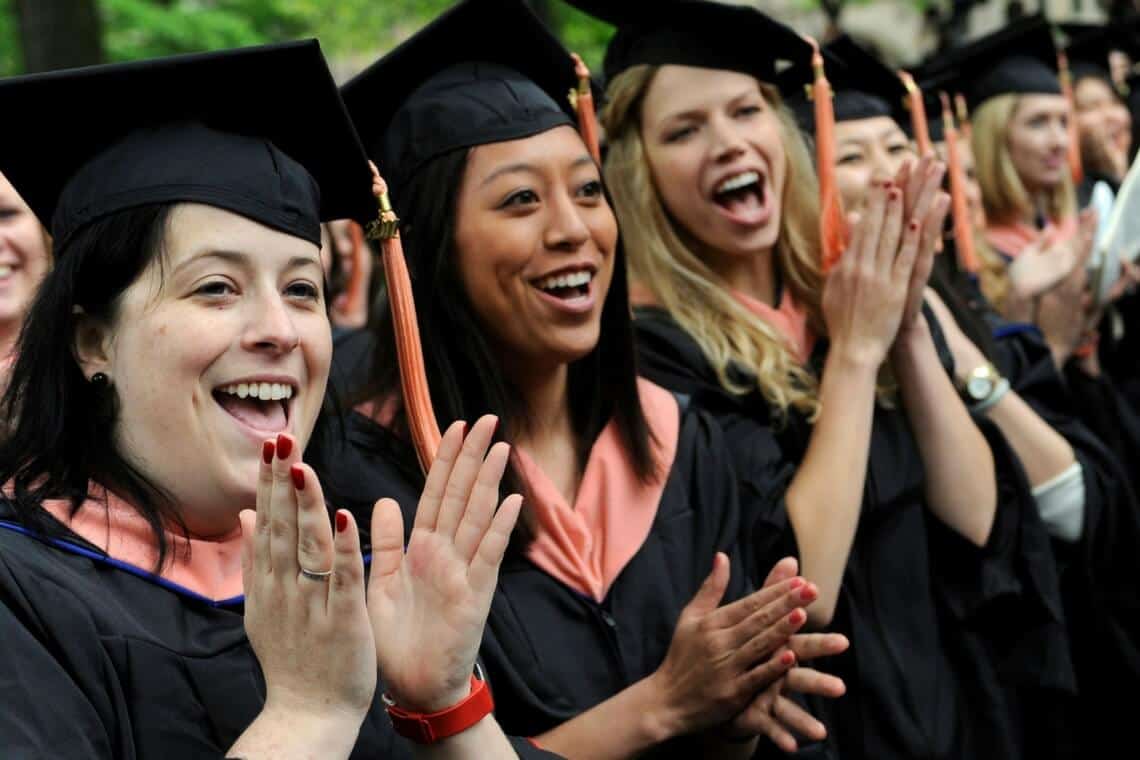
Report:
90,372,109,386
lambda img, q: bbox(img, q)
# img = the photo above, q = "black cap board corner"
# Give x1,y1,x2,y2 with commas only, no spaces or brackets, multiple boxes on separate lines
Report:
342,0,594,193
0,39,376,249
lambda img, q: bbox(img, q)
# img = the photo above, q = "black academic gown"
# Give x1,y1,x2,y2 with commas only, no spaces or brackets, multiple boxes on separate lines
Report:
0,502,561,760
314,375,762,758
633,306,1079,760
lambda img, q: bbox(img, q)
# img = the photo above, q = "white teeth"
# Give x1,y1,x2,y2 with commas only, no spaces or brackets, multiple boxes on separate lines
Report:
0,265,12,277
716,171,761,194
537,270,593,291
219,382,295,401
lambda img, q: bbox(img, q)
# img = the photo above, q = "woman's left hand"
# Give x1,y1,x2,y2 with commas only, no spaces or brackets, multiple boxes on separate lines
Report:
893,157,951,332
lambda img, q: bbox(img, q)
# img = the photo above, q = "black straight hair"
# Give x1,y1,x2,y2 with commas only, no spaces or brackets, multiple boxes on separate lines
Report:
0,204,339,570
356,146,658,540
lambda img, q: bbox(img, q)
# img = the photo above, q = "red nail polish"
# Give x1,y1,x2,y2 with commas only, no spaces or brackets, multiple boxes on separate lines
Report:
781,651,796,666
889,189,901,201
789,578,804,590
262,440,275,465
276,434,293,459
789,608,806,625
336,511,348,533
290,463,305,490
460,421,469,439
908,220,919,232
800,585,816,602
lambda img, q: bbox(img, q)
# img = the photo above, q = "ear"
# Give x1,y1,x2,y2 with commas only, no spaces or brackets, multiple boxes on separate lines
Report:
72,307,113,382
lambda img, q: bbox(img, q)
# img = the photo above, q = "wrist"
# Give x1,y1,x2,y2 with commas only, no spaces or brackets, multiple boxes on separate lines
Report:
824,343,883,378
639,670,684,745
233,703,363,759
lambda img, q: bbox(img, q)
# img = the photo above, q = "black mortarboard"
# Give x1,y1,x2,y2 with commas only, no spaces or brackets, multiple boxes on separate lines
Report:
921,14,1060,111
1060,23,1114,86
342,0,590,193
0,40,374,249
779,36,911,132
563,0,811,87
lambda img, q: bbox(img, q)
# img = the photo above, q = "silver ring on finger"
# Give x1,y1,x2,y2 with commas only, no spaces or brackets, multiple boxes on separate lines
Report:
299,566,333,581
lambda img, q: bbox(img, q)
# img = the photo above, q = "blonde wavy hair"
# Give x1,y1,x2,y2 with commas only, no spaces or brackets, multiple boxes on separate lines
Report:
601,65,824,418
970,93,1077,309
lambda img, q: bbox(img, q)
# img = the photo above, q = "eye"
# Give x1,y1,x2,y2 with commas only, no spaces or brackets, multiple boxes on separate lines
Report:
0,207,19,221
887,143,909,155
577,180,604,199
837,152,864,166
664,125,696,143
194,279,237,298
499,189,540,209
285,281,321,301
735,104,763,119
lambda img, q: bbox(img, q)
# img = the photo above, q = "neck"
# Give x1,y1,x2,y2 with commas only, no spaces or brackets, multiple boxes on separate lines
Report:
703,243,777,306
503,355,573,450
0,320,20,359
1021,190,1050,227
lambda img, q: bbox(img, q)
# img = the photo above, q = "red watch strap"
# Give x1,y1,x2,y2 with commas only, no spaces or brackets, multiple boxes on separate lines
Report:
385,675,494,744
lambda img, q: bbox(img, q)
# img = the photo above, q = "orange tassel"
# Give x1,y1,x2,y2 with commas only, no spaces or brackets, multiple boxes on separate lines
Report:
940,92,981,273
899,71,933,157
805,36,849,273
366,162,441,473
954,93,972,143
342,221,368,318
1058,51,1084,185
569,53,601,164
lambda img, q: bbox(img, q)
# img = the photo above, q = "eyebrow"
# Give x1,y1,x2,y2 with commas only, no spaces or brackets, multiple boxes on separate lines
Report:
479,154,596,187
174,249,322,276
656,87,759,129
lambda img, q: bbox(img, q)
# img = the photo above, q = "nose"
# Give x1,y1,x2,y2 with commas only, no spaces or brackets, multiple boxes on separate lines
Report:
242,289,301,356
543,186,591,252
709,113,747,163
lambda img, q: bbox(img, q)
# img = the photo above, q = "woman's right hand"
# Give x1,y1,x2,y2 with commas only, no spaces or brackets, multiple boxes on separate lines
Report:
1008,208,1096,300
822,178,917,369
368,415,522,713
647,554,817,737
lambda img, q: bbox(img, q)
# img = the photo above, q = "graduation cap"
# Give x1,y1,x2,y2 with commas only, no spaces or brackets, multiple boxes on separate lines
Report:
0,40,375,249
342,0,596,194
563,0,811,86
921,14,1060,111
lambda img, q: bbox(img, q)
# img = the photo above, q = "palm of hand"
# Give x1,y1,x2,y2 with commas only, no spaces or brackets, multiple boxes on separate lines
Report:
369,527,489,711
1010,243,1075,298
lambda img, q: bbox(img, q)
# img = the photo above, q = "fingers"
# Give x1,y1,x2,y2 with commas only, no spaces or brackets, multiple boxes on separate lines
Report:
239,509,257,597
771,695,829,742
414,420,467,533
435,415,498,541
911,193,950,288
292,462,335,584
761,556,798,588
742,681,799,753
892,212,922,286
254,439,275,573
788,632,850,662
370,497,406,582
327,509,367,618
785,666,848,699
908,160,946,229
739,647,797,694
836,211,864,278
874,184,904,271
684,552,732,617
732,604,809,666
712,575,809,630
858,183,889,267
268,434,301,576
468,493,524,594
452,440,512,563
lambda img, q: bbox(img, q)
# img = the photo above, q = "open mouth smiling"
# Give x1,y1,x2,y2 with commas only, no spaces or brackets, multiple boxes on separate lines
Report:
711,169,771,225
530,265,597,308
211,379,296,435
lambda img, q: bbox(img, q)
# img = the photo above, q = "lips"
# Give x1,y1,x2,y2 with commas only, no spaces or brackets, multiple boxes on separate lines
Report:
528,265,598,315
710,169,772,227
212,381,295,435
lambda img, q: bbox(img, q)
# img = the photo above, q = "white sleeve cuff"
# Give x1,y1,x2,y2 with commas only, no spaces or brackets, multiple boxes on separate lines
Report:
1031,462,1085,542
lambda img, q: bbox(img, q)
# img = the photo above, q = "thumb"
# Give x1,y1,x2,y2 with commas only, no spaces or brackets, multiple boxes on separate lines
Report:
686,552,731,615
762,556,799,588
370,498,407,581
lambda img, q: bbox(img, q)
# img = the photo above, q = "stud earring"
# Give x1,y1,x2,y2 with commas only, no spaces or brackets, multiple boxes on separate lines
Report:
90,372,109,386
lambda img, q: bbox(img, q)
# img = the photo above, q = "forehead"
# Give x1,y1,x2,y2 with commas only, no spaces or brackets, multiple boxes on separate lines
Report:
463,125,590,178
834,116,907,142
1074,77,1117,102
643,65,763,117
1013,93,1069,115
163,203,320,263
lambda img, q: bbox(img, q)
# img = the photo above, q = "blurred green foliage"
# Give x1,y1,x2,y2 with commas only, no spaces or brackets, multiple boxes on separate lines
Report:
1,0,614,77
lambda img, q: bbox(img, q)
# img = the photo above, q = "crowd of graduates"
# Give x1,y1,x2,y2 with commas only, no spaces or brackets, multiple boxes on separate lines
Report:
0,0,1138,758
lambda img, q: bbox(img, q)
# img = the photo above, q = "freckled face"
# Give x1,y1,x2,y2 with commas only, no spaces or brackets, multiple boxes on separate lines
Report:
98,204,331,535
639,66,788,261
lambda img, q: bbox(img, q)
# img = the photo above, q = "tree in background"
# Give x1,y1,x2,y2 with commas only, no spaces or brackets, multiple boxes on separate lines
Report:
1,0,614,80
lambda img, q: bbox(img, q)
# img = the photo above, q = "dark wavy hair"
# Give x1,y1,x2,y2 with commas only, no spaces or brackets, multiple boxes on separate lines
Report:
0,204,337,570
356,145,658,540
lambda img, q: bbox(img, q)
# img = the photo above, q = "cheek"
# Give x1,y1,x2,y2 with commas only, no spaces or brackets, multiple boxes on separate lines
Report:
835,165,870,210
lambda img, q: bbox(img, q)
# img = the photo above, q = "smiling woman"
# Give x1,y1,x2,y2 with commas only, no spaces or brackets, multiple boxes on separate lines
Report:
0,40,550,760
0,172,50,361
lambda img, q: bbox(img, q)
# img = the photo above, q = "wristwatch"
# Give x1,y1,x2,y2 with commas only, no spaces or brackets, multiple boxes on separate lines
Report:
960,362,1000,403
384,670,494,744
